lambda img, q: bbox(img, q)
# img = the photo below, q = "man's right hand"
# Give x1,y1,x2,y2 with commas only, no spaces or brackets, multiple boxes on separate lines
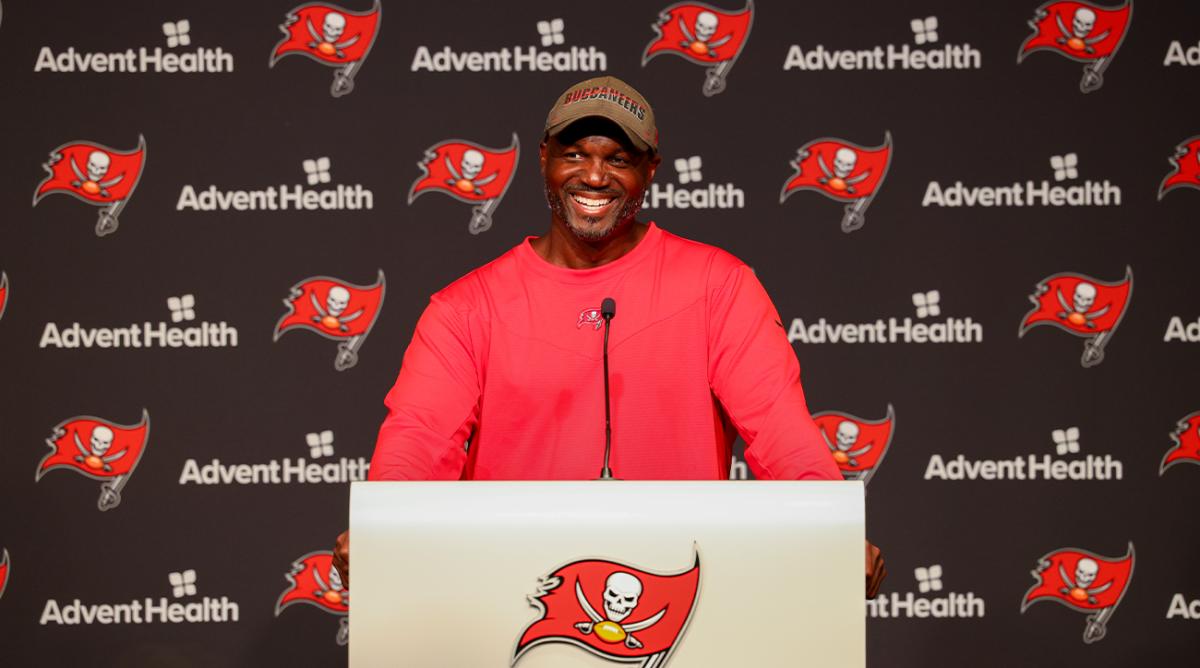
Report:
333,530,350,588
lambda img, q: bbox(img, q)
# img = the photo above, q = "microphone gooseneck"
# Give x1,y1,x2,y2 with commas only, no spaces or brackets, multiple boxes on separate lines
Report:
598,297,617,480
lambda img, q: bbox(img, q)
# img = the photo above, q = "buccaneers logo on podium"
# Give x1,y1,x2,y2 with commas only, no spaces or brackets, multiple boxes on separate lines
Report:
32,136,147,237
779,133,893,233
1018,267,1132,368
274,270,385,371
36,411,151,511
276,550,349,646
514,553,701,667
642,1,753,96
270,0,382,97
1159,411,1200,475
813,404,895,484
1021,543,1134,643
1158,135,1200,200
1017,1,1132,93
408,134,520,235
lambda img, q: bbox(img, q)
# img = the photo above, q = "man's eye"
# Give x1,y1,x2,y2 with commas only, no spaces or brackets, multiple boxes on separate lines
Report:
609,156,629,166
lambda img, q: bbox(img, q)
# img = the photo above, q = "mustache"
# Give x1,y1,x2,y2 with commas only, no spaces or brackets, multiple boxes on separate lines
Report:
564,185,623,198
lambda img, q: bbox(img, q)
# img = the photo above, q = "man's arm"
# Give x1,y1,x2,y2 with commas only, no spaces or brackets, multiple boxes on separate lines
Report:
706,261,839,481
369,295,481,480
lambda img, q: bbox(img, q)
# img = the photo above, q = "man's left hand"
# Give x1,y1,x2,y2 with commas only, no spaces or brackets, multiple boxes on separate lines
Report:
866,540,886,598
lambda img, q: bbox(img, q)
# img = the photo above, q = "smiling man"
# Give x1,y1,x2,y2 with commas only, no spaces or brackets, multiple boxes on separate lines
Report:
336,75,884,596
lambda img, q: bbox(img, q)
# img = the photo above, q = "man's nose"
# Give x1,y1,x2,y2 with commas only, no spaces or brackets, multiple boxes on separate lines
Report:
580,159,611,188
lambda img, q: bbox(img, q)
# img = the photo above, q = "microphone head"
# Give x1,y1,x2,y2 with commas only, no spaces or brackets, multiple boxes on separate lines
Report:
601,297,616,319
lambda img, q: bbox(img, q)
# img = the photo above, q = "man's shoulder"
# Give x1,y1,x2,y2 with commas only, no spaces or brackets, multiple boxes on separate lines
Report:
429,244,522,310
655,224,748,278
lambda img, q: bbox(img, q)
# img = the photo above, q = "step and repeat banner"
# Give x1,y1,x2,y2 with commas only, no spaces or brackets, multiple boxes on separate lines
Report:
0,0,1197,665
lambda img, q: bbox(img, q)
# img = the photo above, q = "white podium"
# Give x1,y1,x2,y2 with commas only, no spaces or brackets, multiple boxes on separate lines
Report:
349,481,864,667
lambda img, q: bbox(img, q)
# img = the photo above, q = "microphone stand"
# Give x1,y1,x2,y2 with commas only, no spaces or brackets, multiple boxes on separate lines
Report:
598,298,617,480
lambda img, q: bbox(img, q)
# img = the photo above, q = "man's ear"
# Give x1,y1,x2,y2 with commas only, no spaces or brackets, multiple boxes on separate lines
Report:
645,152,661,183
539,139,548,176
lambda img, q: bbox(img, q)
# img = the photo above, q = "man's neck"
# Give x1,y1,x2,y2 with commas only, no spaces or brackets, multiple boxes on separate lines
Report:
530,219,649,269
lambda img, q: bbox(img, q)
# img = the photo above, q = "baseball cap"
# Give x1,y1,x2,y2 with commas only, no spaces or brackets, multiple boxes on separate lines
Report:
544,76,658,153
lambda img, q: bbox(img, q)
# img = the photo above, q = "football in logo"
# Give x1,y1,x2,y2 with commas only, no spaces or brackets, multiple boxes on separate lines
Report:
642,1,754,96
274,270,385,371
407,134,519,234
1157,135,1200,200
1159,411,1200,475
36,410,151,511
1018,267,1132,367
779,133,893,233
1021,543,1134,643
270,0,382,97
32,135,147,237
514,552,701,667
813,404,895,484
1017,1,1132,93
276,550,349,646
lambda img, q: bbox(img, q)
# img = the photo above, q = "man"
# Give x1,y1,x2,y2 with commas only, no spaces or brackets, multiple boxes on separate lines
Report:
334,75,885,596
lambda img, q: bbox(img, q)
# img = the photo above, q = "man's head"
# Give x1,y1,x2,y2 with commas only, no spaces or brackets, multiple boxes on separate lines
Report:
541,76,660,241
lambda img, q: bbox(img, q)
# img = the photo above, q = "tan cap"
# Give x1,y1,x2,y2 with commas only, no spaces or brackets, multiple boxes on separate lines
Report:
544,76,657,153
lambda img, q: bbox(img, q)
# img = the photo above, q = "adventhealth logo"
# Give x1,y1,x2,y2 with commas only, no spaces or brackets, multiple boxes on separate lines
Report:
179,430,369,485
35,19,234,73
922,152,1121,208
39,294,238,349
867,565,985,619
642,155,745,210
925,426,1123,481
40,570,240,625
412,19,606,72
784,16,981,71
176,157,373,212
788,289,983,345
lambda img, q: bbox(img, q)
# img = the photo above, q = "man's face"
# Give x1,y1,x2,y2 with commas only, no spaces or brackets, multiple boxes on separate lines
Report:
541,118,659,241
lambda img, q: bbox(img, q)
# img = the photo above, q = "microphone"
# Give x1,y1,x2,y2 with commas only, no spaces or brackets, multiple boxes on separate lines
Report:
598,297,617,480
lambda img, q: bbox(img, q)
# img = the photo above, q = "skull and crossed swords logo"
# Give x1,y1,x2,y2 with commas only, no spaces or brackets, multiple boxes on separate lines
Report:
1054,281,1107,329
305,11,360,59
573,572,667,650
306,285,365,333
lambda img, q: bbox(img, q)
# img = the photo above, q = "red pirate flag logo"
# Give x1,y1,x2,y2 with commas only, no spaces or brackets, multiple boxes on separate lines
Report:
274,270,385,371
32,135,147,237
814,404,895,484
270,0,382,97
779,133,893,233
514,553,701,667
36,410,151,511
642,1,754,96
1159,411,1200,475
0,271,8,323
1018,266,1132,368
1157,135,1200,200
0,549,9,602
407,134,519,235
1017,1,1132,93
1021,543,1134,643
276,550,349,646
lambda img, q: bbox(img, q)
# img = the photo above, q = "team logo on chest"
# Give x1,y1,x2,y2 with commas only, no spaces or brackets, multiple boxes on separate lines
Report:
578,306,605,331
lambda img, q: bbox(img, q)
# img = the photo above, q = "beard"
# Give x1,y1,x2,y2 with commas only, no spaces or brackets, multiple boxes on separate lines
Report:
545,184,645,241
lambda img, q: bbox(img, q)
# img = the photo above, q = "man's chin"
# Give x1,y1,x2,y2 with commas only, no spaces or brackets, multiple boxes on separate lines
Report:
566,215,620,241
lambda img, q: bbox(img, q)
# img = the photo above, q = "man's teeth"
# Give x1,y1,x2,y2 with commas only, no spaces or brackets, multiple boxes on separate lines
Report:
571,193,615,208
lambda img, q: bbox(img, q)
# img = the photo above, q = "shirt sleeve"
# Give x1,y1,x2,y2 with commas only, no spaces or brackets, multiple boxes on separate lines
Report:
706,262,840,481
368,295,480,481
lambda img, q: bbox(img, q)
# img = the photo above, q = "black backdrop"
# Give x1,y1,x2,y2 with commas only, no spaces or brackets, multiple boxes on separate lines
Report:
1,0,1198,665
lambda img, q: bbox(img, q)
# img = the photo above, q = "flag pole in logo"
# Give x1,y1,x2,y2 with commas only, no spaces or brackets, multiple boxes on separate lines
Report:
779,132,893,233
36,410,151,511
408,134,520,235
1018,266,1132,367
1159,411,1200,475
0,271,8,323
32,135,148,237
276,550,350,646
1017,1,1133,93
270,0,382,97
0,549,10,602
514,549,701,667
641,1,754,97
1020,542,1134,643
1157,135,1200,200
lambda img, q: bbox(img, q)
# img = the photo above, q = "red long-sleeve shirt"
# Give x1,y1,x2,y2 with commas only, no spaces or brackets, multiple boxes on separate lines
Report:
368,222,839,481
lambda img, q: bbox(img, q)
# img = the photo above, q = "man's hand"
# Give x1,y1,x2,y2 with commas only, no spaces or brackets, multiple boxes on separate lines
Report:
333,530,350,588
865,540,886,599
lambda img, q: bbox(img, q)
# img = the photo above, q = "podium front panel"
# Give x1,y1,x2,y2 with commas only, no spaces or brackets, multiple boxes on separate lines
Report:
350,481,864,667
